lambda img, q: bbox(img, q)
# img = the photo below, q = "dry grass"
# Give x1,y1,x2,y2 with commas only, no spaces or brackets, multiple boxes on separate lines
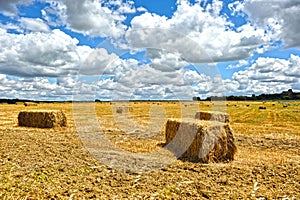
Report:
0,101,299,199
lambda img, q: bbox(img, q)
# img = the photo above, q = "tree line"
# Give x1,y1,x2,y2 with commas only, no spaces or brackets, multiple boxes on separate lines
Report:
193,89,300,101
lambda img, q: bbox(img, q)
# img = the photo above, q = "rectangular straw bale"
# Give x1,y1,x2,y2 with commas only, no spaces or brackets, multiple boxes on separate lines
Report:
122,106,133,112
195,111,229,123
115,106,133,114
18,110,67,128
165,118,236,163
259,106,266,110
24,102,38,106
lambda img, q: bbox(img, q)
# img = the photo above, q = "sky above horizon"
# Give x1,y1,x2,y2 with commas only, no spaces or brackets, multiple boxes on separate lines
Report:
0,0,300,101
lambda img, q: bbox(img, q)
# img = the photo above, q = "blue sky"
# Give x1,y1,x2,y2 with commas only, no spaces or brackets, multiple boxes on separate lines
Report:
0,0,300,101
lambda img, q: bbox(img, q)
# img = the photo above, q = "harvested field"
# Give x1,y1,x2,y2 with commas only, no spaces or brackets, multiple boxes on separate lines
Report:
0,101,299,199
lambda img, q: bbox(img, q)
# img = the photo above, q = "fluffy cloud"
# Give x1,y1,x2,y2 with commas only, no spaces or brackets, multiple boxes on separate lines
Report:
0,22,21,33
284,54,300,78
0,29,88,77
0,66,218,101
107,65,217,100
104,0,137,14
0,28,139,78
10,51,296,100
42,0,127,38
79,48,120,76
226,60,249,69
0,29,134,77
147,50,188,72
227,54,300,95
243,0,300,47
0,75,58,100
20,18,50,32
0,0,33,16
116,65,181,89
127,0,269,63
41,1,67,27
0,74,106,101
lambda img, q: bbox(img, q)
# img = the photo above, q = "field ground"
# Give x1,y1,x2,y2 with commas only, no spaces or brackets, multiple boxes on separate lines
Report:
0,101,299,199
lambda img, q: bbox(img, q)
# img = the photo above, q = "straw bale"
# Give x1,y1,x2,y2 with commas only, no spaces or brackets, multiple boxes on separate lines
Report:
24,102,38,107
165,118,236,163
18,110,67,128
116,107,123,113
115,106,133,114
195,111,229,123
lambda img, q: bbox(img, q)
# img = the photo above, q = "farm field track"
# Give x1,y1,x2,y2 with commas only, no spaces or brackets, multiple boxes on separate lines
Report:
0,101,299,199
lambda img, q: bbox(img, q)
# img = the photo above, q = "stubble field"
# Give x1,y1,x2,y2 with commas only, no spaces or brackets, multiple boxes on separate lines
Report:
0,101,299,199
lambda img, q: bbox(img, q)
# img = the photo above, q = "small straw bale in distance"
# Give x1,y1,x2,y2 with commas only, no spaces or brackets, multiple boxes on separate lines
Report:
24,102,38,107
165,118,237,163
18,110,67,128
115,106,133,114
195,111,230,123
259,106,266,110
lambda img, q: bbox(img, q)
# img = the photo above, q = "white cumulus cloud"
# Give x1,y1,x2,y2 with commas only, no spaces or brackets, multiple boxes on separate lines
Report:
127,0,269,64
0,0,33,16
43,0,127,38
243,0,300,48
20,18,51,32
226,54,300,95
0,29,91,77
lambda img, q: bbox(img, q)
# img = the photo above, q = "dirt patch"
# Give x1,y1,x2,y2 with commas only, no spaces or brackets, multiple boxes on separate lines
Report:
236,135,299,153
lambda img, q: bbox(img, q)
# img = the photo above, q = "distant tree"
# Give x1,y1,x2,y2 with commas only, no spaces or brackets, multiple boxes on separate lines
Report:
238,96,246,101
192,96,201,101
227,96,234,100
282,96,291,100
206,97,212,101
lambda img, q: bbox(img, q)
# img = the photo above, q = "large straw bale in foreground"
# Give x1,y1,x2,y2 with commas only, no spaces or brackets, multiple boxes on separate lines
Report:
195,111,229,123
165,119,236,163
18,110,67,128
